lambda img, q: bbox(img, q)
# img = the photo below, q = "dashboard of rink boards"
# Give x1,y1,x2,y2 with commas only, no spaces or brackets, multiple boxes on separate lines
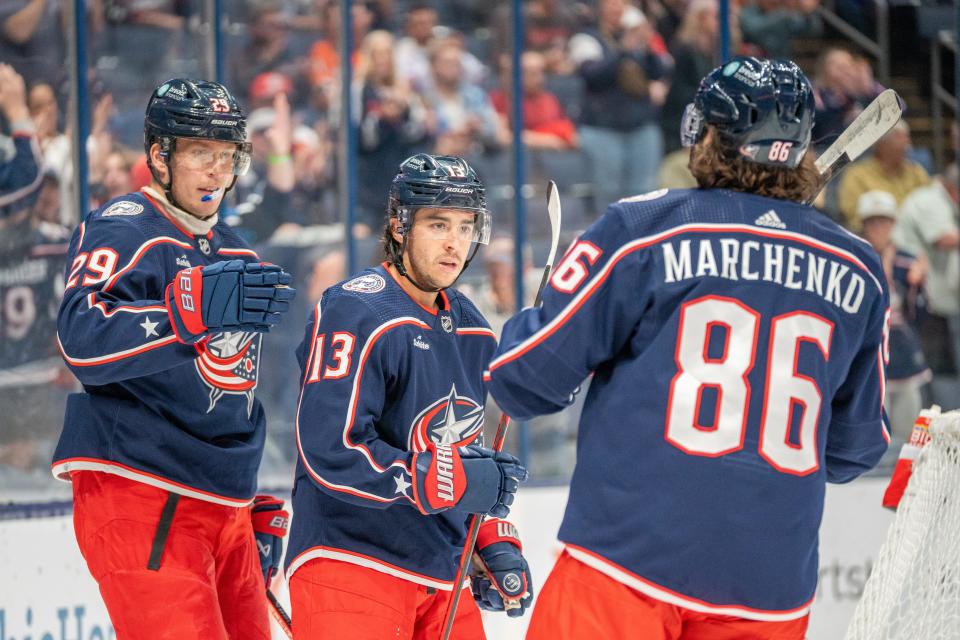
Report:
0,479,893,639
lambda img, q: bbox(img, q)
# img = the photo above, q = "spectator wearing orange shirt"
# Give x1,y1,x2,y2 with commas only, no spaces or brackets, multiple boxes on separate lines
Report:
490,51,578,151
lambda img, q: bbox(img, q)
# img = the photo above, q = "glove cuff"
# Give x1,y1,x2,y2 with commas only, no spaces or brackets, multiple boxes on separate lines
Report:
166,267,207,343
411,442,466,514
478,518,522,553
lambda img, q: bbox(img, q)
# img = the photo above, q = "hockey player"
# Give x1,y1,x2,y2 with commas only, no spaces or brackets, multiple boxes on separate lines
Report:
486,57,891,639
52,78,296,639
288,153,532,639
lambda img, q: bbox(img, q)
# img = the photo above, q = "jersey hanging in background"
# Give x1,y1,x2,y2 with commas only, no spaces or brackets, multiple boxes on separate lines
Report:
287,264,497,589
486,187,891,621
51,191,267,505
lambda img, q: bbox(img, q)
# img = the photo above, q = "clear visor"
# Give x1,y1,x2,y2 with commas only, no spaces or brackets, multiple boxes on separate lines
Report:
402,207,492,245
176,141,252,176
680,103,705,148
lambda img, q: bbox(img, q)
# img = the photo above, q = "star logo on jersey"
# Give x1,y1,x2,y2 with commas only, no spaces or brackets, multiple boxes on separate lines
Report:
194,331,261,416
408,384,484,451
140,316,159,338
394,473,412,496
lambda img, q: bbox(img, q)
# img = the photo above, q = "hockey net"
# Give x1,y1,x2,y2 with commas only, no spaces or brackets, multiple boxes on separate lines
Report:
845,409,960,640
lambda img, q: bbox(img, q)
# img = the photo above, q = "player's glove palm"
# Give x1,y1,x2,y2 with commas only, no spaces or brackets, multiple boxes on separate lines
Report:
251,495,289,586
411,443,527,518
471,519,533,617
165,260,296,343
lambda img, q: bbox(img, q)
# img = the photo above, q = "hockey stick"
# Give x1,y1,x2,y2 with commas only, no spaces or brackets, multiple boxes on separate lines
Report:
438,181,563,640
267,588,293,638
806,88,905,205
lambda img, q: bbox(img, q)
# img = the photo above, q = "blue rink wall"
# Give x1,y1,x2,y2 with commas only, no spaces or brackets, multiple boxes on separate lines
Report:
0,480,894,640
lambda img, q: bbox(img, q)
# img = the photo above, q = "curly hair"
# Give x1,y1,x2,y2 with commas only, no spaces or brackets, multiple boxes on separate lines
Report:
688,127,821,203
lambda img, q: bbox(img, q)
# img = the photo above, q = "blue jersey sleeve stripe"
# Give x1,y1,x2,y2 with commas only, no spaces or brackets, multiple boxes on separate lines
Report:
218,247,260,259
87,293,167,317
100,236,193,293
57,332,179,366
490,223,884,373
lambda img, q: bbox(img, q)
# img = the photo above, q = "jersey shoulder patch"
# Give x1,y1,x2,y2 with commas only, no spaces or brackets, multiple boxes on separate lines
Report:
101,200,145,218
342,273,386,294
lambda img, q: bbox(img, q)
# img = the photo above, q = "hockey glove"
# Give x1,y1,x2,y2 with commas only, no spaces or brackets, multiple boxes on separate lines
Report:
165,260,296,343
411,443,527,517
251,495,289,586
471,519,533,617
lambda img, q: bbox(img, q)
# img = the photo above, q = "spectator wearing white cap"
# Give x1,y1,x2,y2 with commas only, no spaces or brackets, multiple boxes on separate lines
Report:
895,166,960,408
858,190,931,447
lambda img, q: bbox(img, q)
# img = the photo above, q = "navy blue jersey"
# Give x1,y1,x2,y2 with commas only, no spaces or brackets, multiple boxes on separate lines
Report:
0,218,69,384
287,265,497,589
486,188,891,620
0,129,42,217
52,191,269,505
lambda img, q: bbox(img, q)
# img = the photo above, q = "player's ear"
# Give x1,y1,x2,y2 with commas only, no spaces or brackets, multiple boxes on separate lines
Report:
149,142,170,182
390,218,403,244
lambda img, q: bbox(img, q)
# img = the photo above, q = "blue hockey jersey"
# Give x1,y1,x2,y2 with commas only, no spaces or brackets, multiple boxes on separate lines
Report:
287,264,497,589
52,190,269,506
486,188,891,620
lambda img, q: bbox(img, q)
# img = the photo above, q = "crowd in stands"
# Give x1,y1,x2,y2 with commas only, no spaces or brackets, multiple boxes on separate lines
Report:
1,0,958,486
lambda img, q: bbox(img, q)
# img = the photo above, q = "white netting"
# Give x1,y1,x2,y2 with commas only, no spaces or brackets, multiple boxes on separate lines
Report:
845,409,960,640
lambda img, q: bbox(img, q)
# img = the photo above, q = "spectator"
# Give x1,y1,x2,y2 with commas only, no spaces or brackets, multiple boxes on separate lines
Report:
228,0,300,109
490,51,579,151
354,30,429,232
569,0,669,208
92,149,135,206
0,63,68,479
422,38,509,157
307,0,372,105
661,0,729,154
895,165,960,408
0,64,42,219
491,0,583,76
287,120,336,227
837,120,929,230
248,70,295,111
27,80,76,225
231,94,296,243
0,0,66,88
812,48,883,152
394,3,440,93
856,191,930,452
739,0,822,60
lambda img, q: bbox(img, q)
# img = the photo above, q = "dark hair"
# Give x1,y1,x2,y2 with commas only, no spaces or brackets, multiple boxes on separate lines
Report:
689,127,821,202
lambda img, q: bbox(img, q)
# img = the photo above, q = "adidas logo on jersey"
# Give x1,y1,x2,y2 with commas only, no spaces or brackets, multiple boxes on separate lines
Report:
413,335,430,351
176,255,191,268
755,210,786,229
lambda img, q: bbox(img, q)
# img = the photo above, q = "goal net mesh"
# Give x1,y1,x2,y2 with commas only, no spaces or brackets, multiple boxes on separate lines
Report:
845,409,960,640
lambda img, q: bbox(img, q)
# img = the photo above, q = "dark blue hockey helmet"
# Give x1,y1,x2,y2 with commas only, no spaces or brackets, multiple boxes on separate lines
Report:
144,78,252,179
681,57,814,168
388,153,491,244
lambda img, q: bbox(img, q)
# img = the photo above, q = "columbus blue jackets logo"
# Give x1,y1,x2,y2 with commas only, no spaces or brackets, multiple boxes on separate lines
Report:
101,201,144,217
408,384,484,451
343,274,386,293
194,331,261,416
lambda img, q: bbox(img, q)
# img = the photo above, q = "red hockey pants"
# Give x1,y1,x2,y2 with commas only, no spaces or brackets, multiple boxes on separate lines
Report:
289,557,486,639
526,550,809,640
71,470,270,639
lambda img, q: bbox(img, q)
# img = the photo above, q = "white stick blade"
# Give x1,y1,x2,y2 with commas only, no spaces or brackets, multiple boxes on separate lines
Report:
546,180,562,268
815,89,904,174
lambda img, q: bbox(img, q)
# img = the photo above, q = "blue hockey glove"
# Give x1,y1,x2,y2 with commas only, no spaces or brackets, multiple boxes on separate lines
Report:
471,519,533,617
411,443,527,517
165,260,296,343
251,495,289,586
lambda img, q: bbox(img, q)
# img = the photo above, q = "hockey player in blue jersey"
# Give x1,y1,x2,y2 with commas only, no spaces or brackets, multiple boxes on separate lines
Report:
486,57,892,640
52,78,295,639
288,153,532,639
